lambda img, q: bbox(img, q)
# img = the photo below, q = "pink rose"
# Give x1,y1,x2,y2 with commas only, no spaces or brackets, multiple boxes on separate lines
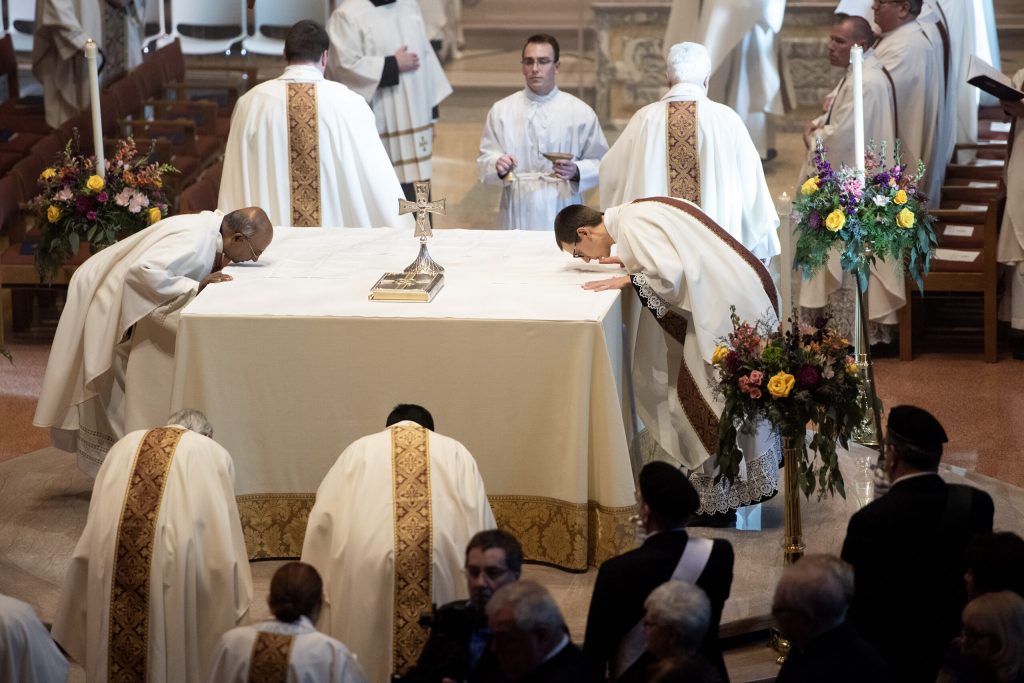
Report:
749,370,764,385
749,388,762,400
738,375,751,392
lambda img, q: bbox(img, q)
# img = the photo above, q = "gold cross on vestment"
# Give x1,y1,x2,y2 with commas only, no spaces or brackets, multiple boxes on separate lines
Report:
398,181,446,239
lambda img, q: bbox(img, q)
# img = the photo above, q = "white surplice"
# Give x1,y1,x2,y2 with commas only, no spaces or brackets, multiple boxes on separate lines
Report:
300,421,496,683
664,0,786,157
922,0,978,148
607,199,781,514
478,87,608,230
0,594,70,683
207,617,368,683
326,0,452,184
598,82,780,261
33,211,223,475
997,71,1024,330
52,427,253,683
32,0,144,129
218,65,412,230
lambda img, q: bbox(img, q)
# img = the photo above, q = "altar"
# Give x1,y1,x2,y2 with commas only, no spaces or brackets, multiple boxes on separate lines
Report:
170,227,638,570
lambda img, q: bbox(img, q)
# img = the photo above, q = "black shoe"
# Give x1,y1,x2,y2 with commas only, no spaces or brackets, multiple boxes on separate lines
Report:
687,510,737,528
761,148,778,163
1012,337,1024,361
869,340,897,358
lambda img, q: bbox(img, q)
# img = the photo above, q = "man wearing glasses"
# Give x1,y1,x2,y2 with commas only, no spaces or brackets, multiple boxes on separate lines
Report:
477,34,608,230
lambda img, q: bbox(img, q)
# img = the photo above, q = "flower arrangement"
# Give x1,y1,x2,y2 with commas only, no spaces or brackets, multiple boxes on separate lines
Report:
31,134,176,282
712,309,866,499
793,141,937,292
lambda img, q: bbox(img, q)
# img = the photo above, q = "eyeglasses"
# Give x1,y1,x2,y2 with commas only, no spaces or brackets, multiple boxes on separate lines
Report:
521,58,554,67
464,565,512,582
240,233,261,261
572,245,583,259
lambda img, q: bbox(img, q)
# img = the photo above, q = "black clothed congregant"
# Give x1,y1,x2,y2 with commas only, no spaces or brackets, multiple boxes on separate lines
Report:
775,621,894,683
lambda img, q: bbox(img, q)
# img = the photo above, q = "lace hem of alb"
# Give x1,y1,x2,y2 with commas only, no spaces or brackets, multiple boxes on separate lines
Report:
688,433,781,515
632,274,668,318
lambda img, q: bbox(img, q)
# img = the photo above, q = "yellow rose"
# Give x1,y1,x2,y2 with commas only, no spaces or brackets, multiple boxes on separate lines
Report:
148,207,163,225
767,372,796,399
47,205,61,223
893,189,908,205
39,168,56,181
825,209,846,232
800,176,819,196
85,174,105,192
711,345,730,366
896,207,915,229
845,362,859,376
888,177,896,187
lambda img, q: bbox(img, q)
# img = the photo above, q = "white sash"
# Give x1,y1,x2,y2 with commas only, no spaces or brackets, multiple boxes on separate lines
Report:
610,536,714,679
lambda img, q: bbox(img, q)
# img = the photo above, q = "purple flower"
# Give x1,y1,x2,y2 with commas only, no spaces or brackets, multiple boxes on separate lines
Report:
86,210,97,221
809,211,823,232
97,191,109,203
75,196,91,214
725,351,741,373
795,364,820,389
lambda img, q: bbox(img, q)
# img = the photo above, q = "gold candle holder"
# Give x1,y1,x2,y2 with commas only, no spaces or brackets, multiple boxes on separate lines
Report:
782,435,805,564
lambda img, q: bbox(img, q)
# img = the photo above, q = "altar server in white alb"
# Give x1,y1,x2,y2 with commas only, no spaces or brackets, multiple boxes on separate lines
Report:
219,21,411,230
555,200,780,518
997,73,1024,361
478,34,608,230
664,0,786,160
52,409,253,683
326,0,452,200
33,0,144,129
599,42,779,261
208,562,368,683
33,208,273,476
301,404,496,683
0,594,69,682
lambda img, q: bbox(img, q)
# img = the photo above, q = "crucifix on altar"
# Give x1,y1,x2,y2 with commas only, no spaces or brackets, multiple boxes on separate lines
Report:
368,181,447,302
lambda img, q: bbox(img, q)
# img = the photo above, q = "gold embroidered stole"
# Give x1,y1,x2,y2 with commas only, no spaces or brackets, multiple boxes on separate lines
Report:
286,82,321,227
101,4,128,87
247,632,294,683
390,424,433,675
666,101,700,203
107,427,185,682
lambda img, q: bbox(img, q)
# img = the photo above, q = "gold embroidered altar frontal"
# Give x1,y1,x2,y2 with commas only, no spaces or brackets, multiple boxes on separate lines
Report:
666,101,700,203
108,426,184,682
287,82,321,227
249,631,294,683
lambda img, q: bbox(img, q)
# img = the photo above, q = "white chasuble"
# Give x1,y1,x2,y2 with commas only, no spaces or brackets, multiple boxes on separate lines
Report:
326,0,453,184
218,65,411,229
477,88,608,230
997,70,1024,330
0,595,69,682
607,198,781,513
52,427,253,683
301,422,495,683
598,82,780,261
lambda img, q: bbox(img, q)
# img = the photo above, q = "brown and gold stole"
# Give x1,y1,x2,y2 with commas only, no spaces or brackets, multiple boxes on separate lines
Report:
247,632,295,683
107,426,185,681
287,82,322,227
101,4,127,86
666,101,701,203
390,424,433,676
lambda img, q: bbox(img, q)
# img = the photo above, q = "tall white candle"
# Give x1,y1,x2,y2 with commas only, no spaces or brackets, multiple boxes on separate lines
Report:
851,44,865,175
84,39,105,179
776,191,793,328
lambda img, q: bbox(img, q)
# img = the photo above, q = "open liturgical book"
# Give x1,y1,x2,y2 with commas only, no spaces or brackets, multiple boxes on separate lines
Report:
967,55,1024,101
369,271,444,302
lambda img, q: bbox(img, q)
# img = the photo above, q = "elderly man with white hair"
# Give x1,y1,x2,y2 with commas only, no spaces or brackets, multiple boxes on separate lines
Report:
599,41,779,262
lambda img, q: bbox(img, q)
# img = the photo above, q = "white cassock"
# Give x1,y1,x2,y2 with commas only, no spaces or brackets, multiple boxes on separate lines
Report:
33,211,224,475
664,0,786,157
607,198,781,514
326,0,453,185
218,64,412,230
922,0,978,148
301,421,496,683
207,617,368,683
598,81,780,261
0,594,70,683
800,50,905,330
477,87,608,230
997,70,1024,332
52,427,253,683
32,0,144,129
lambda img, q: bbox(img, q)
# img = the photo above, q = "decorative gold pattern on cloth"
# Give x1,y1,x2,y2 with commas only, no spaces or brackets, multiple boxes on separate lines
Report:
666,101,700,202
390,425,433,675
237,494,315,560
379,123,435,139
101,5,127,86
653,312,719,456
108,427,185,682
286,82,321,227
248,632,294,683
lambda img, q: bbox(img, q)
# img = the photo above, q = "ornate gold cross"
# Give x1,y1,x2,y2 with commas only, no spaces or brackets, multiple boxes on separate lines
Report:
398,181,446,239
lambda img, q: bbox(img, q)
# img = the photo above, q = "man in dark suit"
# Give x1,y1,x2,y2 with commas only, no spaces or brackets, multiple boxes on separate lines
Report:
840,405,995,683
583,461,734,682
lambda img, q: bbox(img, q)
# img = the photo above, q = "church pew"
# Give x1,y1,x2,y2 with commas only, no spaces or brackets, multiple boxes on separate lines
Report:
0,35,50,136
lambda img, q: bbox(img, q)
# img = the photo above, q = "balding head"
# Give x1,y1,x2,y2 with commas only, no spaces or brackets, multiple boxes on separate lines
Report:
772,555,854,647
666,42,711,88
220,207,273,264
829,15,876,68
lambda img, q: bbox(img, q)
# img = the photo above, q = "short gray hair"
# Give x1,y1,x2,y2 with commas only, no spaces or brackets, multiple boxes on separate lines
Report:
780,554,854,628
644,580,711,651
167,408,214,438
486,580,565,636
666,42,711,87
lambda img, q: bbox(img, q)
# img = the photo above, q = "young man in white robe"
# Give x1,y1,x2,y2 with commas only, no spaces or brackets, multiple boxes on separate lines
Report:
555,200,781,519
0,594,69,682
33,207,273,476
301,404,496,683
664,0,786,160
799,15,905,345
598,41,780,262
32,0,145,129
477,34,608,231
996,75,1024,360
219,21,412,230
326,0,452,201
52,409,253,683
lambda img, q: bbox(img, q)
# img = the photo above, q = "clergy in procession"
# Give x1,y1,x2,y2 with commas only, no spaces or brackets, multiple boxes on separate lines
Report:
921,0,978,148
52,409,253,683
326,0,453,201
663,0,786,160
33,207,273,476
207,562,368,683
32,0,145,129
218,21,412,230
301,404,496,683
0,594,70,682
799,15,906,346
477,34,608,230
598,41,780,262
555,199,780,520
997,73,1024,361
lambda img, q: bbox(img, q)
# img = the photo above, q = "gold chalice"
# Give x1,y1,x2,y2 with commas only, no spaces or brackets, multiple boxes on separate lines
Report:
542,151,574,179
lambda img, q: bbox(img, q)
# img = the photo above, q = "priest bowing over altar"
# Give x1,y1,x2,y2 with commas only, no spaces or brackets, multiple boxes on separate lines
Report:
219,21,411,229
555,200,781,518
